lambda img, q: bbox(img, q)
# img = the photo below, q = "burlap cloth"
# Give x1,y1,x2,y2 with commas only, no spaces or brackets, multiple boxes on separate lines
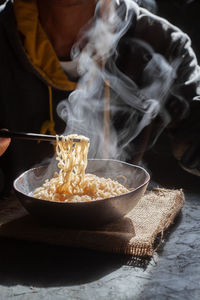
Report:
0,188,184,257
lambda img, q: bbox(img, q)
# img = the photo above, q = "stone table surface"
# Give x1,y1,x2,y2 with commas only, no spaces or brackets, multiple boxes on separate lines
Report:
0,158,200,300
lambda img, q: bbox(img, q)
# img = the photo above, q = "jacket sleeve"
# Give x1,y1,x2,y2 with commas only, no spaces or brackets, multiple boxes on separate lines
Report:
136,8,200,175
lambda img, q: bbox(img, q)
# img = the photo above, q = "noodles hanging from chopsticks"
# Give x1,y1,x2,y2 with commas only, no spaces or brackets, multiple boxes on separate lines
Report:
33,134,129,202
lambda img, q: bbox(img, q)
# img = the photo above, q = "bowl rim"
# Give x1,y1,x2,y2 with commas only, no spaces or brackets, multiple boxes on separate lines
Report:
13,158,150,205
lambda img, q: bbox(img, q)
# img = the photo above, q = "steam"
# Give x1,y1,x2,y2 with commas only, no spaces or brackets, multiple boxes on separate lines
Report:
57,0,180,161
135,0,157,13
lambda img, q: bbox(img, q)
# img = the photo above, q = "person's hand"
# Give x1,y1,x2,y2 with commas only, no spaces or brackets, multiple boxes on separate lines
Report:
170,122,200,176
170,127,200,176
179,137,200,176
169,100,200,176
0,137,11,156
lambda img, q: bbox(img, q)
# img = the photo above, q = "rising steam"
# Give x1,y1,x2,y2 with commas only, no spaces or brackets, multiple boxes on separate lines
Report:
57,0,180,161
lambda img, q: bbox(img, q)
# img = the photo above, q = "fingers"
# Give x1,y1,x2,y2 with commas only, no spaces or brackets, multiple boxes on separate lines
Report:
0,137,11,156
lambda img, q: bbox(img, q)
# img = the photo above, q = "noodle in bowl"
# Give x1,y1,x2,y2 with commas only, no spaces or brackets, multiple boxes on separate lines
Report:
33,173,130,203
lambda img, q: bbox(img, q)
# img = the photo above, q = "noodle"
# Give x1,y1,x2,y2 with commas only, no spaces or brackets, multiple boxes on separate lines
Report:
33,134,129,202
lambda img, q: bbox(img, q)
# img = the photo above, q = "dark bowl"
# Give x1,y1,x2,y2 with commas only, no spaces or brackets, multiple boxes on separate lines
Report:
13,159,150,229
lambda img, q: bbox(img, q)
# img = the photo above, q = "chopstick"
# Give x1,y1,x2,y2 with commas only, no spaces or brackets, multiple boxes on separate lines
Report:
0,130,81,143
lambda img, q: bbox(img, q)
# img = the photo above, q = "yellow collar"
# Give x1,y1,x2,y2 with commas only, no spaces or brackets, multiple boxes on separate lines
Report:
13,0,76,91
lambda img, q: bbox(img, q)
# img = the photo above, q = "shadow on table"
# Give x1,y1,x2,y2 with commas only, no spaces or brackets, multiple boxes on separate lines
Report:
0,238,151,287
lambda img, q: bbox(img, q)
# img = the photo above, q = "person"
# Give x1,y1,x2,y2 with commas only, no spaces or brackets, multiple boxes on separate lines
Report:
0,0,200,196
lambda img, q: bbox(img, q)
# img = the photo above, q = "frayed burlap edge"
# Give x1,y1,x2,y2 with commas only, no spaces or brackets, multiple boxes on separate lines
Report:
109,188,185,256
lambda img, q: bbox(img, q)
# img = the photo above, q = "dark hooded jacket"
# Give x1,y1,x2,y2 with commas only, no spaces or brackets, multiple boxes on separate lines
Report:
0,0,200,195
